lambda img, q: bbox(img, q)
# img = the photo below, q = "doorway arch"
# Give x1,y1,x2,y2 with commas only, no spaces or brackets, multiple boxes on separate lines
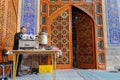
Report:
48,4,105,69
72,6,96,69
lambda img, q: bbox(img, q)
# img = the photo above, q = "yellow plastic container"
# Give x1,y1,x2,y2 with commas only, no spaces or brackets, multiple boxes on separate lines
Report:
39,65,53,73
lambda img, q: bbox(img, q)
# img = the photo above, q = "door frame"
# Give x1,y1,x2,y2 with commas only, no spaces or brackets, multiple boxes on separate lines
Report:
48,4,106,69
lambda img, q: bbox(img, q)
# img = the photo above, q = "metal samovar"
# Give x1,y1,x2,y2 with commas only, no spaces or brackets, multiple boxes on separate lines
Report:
36,28,48,50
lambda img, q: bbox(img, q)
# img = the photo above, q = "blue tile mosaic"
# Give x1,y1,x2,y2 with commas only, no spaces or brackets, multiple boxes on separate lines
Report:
20,0,37,35
106,0,120,46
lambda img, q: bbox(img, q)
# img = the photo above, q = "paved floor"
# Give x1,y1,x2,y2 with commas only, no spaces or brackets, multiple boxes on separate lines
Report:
1,69,120,80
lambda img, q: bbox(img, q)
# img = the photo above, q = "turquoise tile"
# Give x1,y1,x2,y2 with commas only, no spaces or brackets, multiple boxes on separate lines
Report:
6,69,120,80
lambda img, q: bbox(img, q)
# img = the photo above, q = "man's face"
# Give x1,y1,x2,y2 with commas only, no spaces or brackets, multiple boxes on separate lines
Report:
21,28,26,34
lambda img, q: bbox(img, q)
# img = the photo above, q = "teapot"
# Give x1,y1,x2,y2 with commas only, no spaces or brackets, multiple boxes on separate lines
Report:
21,34,35,40
21,34,28,40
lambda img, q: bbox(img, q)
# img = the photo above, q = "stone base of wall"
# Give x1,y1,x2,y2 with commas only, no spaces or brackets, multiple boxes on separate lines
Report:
106,47,120,71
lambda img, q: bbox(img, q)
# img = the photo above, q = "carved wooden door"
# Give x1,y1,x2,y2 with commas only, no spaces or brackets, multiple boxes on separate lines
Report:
76,11,96,69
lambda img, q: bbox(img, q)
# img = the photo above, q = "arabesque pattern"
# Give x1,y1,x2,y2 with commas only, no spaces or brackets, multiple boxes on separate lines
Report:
5,0,17,48
49,5,63,15
51,10,70,64
76,12,94,64
0,0,5,46
80,4,94,16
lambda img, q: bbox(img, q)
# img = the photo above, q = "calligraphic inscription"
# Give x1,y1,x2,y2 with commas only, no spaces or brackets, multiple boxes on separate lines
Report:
21,0,37,35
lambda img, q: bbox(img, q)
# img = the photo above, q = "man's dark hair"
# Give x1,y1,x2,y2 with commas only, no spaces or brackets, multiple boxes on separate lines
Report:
20,26,26,30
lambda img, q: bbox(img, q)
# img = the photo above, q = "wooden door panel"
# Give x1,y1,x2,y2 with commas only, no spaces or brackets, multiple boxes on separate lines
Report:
76,12,96,69
50,9,72,69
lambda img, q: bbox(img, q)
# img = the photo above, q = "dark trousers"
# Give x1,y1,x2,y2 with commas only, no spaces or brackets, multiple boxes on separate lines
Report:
16,54,23,75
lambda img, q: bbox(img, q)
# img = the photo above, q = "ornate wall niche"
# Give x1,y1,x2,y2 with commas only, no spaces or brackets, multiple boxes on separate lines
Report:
5,0,17,49
0,0,18,63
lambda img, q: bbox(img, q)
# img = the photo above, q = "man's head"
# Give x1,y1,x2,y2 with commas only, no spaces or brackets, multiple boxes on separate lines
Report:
20,26,26,34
